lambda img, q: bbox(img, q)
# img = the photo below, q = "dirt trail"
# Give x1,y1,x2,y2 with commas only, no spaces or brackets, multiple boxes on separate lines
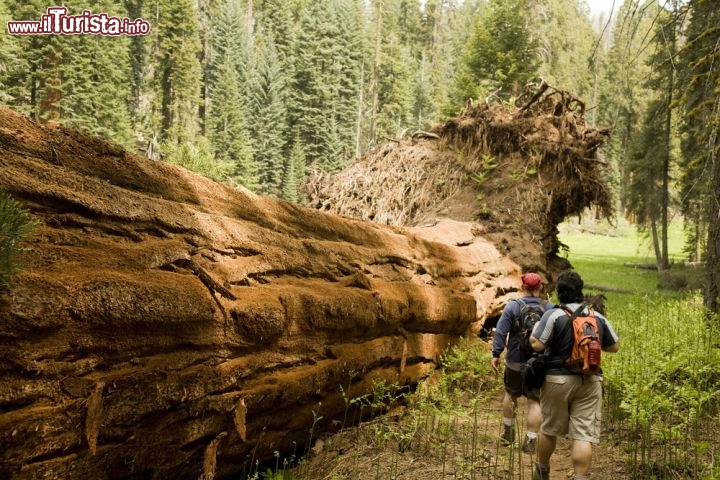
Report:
293,339,630,480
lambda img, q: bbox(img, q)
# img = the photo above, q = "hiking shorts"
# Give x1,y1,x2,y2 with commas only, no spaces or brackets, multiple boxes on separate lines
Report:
504,363,540,401
539,374,603,444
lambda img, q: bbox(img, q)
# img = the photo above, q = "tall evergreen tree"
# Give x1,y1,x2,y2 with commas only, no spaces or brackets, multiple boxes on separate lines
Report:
623,3,680,271
375,24,413,140
441,0,484,117
3,2,134,145
153,0,202,145
596,1,657,211
207,0,257,188
248,26,289,196
453,0,539,103
0,0,23,104
678,0,720,312
529,0,596,99
4,1,66,122
290,0,361,172
126,0,151,151
58,1,134,147
282,130,307,203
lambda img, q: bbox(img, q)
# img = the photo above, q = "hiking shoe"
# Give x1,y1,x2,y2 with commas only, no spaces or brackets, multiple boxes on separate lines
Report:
522,435,537,454
500,425,515,445
532,463,550,480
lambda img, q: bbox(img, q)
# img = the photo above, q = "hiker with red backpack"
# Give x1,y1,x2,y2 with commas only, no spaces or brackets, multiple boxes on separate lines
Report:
490,272,554,453
529,270,620,480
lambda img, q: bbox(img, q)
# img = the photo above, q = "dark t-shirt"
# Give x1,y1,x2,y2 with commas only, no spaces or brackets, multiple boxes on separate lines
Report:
532,303,620,375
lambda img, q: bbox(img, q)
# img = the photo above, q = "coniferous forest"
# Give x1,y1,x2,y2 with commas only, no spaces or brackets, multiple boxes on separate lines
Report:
1,0,719,312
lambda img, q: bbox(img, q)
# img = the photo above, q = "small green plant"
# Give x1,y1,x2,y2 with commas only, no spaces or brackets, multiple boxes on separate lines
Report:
0,187,39,287
305,409,323,458
470,154,497,185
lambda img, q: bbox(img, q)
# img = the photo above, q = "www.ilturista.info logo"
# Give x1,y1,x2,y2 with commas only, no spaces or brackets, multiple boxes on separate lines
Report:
7,6,150,36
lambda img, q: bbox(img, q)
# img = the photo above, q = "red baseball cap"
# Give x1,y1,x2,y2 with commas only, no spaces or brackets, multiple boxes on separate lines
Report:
521,272,543,289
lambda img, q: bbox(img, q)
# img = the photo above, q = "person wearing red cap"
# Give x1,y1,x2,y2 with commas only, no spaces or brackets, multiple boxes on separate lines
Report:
491,272,554,453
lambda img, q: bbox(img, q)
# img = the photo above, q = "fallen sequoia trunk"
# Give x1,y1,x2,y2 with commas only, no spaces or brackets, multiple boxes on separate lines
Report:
0,108,519,479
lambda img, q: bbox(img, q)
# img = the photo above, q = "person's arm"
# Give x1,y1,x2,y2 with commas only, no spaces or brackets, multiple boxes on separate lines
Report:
603,341,620,353
529,308,555,353
491,303,515,373
597,312,620,353
529,335,545,352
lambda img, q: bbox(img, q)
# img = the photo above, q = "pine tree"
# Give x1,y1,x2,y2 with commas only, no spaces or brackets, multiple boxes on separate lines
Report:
248,26,288,196
0,0,23,104
529,0,596,99
596,1,657,212
376,29,413,140
4,1,65,121
153,0,202,145
454,0,539,101
207,0,257,188
290,0,361,172
441,0,483,117
281,131,307,203
622,3,680,271
58,1,134,147
678,0,720,312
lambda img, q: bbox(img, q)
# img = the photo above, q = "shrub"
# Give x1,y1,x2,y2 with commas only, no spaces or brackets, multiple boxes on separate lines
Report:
0,188,38,287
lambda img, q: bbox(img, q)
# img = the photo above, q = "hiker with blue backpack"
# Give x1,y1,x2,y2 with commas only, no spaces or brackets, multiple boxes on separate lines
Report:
529,270,620,480
490,272,554,453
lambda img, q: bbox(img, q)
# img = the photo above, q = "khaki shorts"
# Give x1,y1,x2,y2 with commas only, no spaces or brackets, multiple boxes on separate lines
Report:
540,374,603,444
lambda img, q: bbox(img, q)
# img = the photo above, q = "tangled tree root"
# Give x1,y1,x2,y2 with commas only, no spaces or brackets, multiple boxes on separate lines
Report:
308,82,612,265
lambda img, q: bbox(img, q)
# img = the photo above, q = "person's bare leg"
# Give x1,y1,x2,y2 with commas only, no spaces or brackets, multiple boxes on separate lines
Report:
571,439,593,476
527,398,541,433
500,391,517,443
502,391,516,419
536,431,556,464
533,431,555,479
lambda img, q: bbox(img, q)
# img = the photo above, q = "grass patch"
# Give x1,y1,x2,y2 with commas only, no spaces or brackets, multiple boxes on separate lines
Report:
557,217,698,311
559,216,685,264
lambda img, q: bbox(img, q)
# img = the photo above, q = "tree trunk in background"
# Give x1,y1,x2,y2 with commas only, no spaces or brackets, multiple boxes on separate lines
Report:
355,62,364,158
369,0,382,145
651,216,662,270
660,15,676,271
706,117,720,314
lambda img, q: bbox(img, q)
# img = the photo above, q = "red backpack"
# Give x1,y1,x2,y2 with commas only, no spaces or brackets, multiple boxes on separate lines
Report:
562,304,602,375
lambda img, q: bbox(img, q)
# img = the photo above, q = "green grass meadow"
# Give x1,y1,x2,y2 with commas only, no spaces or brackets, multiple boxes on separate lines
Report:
558,217,687,296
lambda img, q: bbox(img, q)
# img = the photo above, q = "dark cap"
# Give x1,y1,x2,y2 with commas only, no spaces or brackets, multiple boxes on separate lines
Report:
521,272,543,290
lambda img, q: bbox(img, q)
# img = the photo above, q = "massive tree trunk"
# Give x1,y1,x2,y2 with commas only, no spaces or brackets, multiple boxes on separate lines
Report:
0,107,514,480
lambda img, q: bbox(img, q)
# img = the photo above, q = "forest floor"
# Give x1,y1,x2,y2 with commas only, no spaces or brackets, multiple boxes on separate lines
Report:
288,339,631,480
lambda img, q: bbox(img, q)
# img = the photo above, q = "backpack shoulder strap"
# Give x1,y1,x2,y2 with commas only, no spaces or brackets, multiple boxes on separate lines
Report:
510,298,525,332
559,303,586,333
